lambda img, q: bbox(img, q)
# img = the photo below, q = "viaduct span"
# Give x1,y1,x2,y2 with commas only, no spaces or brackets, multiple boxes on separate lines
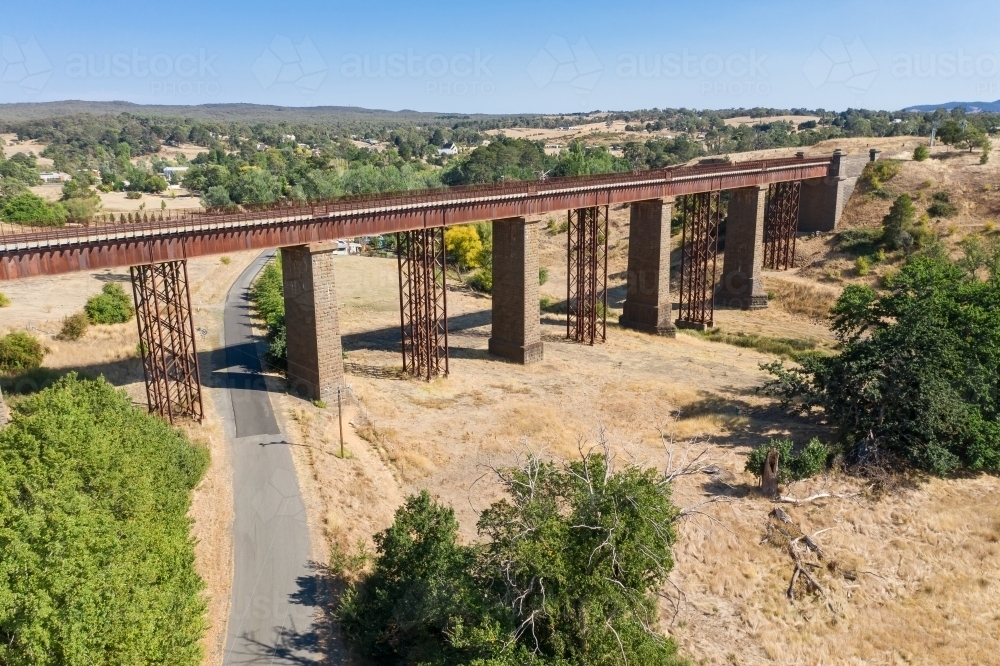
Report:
0,149,873,423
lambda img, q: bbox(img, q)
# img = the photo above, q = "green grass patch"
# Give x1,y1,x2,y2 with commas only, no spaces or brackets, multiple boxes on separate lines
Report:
683,327,822,361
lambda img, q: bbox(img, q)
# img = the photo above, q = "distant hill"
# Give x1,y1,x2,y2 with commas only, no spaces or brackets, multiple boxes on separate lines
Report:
904,99,1000,113
0,101,500,124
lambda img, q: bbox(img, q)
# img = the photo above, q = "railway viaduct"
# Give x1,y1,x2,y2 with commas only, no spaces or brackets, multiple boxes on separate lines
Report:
0,149,874,424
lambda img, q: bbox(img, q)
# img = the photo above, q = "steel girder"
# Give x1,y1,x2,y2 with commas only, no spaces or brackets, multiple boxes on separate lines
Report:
567,206,609,345
763,181,802,271
397,228,449,380
677,192,722,328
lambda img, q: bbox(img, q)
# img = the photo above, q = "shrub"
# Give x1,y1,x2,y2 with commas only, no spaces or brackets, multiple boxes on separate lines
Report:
860,159,901,193
0,292,9,308
927,193,959,218
538,266,549,285
913,145,930,161
745,438,831,483
84,282,135,324
59,311,90,340
0,332,45,376
468,265,493,293
855,255,870,276
837,227,882,255
219,255,231,265
0,375,208,663
125,190,143,200
444,225,484,271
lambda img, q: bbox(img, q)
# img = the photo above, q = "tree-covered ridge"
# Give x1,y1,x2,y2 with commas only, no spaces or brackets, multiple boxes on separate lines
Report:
0,375,209,665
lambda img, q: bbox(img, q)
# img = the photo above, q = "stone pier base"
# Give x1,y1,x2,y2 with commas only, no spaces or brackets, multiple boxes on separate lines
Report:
282,243,344,401
620,198,676,336
489,217,543,364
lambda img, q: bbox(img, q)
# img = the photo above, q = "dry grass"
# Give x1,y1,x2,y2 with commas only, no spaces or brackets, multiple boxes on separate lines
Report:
764,275,840,320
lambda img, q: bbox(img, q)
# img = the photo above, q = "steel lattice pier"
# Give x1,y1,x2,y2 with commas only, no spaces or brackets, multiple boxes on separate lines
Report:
677,192,722,329
567,206,609,345
763,181,802,271
130,260,204,423
397,228,449,379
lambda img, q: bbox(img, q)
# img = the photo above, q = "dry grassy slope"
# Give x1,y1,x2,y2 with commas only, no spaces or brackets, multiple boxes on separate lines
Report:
277,138,1000,666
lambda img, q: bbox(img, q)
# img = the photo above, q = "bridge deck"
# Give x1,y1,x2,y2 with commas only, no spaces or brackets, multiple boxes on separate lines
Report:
0,155,832,280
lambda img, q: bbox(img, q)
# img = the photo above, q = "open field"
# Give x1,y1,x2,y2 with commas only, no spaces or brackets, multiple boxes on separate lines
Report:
723,115,820,127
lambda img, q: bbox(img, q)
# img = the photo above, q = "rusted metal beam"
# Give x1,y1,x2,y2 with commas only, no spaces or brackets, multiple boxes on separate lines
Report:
567,206,608,345
397,228,448,379
763,181,802,271
130,260,204,423
676,192,722,330
1,156,832,280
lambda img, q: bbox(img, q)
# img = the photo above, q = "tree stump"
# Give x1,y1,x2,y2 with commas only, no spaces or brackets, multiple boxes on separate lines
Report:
761,449,780,499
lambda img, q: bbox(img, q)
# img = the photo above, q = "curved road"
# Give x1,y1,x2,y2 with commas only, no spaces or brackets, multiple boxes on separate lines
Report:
220,251,322,664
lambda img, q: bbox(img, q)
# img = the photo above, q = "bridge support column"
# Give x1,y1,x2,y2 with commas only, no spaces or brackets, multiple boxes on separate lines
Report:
397,228,449,379
620,198,675,337
130,260,204,423
567,206,609,345
282,243,344,402
489,217,543,364
798,148,860,232
719,185,768,310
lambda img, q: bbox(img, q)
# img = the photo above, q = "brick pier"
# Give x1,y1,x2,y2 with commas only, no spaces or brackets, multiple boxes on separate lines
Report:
489,217,543,364
620,198,676,336
282,242,344,401
719,185,768,309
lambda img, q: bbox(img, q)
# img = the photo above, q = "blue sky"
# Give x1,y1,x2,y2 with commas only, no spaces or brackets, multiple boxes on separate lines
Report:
1,0,998,113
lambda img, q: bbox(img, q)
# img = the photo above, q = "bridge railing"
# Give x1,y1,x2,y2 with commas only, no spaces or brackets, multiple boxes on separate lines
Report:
0,154,832,248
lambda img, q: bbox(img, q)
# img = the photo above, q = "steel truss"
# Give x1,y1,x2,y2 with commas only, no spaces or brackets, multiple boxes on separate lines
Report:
763,181,802,271
130,260,204,423
397,228,449,379
567,206,609,345
677,191,722,328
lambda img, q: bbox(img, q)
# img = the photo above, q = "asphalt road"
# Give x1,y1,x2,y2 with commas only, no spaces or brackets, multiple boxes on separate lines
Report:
221,251,323,665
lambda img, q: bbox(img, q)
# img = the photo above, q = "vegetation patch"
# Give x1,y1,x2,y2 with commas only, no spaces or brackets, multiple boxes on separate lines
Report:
0,375,209,664
84,283,135,324
684,327,822,361
762,246,1000,476
338,451,685,665
0,332,45,376
927,191,959,219
249,254,287,368
745,438,832,483
58,311,90,340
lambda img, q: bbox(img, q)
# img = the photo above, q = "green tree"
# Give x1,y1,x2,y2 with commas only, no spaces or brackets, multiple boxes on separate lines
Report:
913,145,930,161
201,185,233,208
0,375,208,664
0,332,45,376
231,167,282,204
881,193,916,249
84,283,135,324
761,248,1000,476
0,192,66,227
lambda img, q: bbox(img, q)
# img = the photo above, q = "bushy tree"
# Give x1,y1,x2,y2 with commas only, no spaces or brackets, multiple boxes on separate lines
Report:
0,332,45,376
913,145,930,161
762,248,1000,475
339,451,685,665
0,192,67,227
881,193,916,249
445,225,484,271
84,283,135,324
0,375,208,664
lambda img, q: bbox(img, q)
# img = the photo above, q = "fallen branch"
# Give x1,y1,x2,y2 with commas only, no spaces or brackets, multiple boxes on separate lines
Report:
775,492,859,505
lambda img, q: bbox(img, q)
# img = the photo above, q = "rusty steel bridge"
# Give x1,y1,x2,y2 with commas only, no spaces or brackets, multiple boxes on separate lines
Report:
0,151,855,424
0,154,831,280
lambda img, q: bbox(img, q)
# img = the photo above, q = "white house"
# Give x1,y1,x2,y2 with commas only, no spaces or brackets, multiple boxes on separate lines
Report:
39,172,71,183
437,142,459,156
162,166,189,181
